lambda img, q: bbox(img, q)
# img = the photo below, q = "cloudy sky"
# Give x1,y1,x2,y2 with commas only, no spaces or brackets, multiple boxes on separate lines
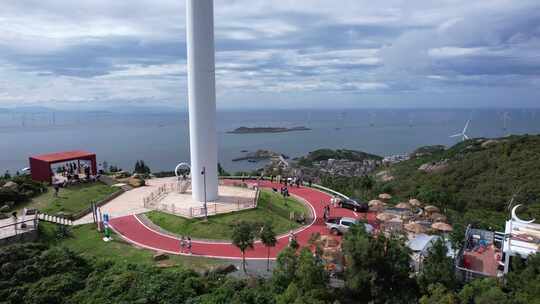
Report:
1,0,539,109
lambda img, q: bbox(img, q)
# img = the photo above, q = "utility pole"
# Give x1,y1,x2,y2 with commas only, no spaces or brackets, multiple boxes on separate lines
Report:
202,166,208,221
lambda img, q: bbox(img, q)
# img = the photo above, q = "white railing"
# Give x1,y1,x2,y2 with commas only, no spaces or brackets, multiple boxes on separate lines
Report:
143,182,259,218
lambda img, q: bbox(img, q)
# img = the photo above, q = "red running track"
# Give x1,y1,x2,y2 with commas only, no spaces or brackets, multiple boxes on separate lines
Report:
109,180,377,260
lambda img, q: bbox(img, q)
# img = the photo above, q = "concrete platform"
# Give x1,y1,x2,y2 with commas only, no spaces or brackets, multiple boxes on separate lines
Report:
147,184,257,218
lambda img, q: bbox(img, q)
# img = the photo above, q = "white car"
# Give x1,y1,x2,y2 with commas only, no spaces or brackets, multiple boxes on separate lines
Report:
325,217,374,235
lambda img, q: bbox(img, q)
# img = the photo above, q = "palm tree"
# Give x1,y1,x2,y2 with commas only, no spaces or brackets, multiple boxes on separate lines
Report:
232,221,256,273
260,221,277,271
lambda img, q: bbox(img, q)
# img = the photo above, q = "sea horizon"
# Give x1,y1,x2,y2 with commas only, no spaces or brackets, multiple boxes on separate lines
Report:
1,108,539,175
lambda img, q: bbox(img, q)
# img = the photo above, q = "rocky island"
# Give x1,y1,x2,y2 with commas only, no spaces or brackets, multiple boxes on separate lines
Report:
232,149,288,162
227,126,311,134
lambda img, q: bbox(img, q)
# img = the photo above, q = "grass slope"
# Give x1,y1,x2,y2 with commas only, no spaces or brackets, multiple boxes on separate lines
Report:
377,134,540,229
40,223,221,270
146,189,309,240
19,182,117,216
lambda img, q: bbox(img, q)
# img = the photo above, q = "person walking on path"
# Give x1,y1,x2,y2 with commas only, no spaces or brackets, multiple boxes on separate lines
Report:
180,236,186,254
288,230,296,244
187,236,192,255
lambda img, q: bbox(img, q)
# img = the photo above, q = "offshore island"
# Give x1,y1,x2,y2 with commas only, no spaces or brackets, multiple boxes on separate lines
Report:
227,126,311,134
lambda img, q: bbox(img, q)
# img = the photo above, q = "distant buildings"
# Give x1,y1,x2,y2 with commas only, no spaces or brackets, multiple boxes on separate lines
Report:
313,158,381,177
382,154,410,165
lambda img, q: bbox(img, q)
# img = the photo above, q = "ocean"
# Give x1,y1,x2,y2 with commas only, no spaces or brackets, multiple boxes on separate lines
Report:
1,108,539,174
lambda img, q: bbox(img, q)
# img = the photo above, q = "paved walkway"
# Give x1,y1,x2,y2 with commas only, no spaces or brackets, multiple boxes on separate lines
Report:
74,177,177,225
109,180,377,260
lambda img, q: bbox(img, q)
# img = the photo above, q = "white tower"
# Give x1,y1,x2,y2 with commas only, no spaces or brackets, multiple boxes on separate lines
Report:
186,0,218,202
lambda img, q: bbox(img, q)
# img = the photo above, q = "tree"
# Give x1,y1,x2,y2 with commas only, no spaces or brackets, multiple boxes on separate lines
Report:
217,163,230,176
272,247,329,304
342,223,418,303
232,221,256,274
260,221,277,271
419,283,459,304
134,160,151,175
418,239,457,294
506,253,540,304
458,278,509,304
272,246,298,293
295,248,328,293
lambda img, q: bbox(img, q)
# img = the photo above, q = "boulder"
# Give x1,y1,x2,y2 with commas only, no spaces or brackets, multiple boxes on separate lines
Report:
481,139,499,148
208,264,237,276
418,160,449,173
2,181,18,191
153,252,169,261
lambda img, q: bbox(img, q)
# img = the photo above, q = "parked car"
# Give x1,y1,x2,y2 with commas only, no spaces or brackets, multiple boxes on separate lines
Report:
325,217,374,235
338,198,368,212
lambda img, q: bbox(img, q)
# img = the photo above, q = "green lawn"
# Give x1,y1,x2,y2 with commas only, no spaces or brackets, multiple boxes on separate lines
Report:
40,222,222,270
146,189,310,240
18,182,118,216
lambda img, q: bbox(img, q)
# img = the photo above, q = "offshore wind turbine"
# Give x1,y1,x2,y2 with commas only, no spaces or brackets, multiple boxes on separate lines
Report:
502,111,511,131
450,119,471,141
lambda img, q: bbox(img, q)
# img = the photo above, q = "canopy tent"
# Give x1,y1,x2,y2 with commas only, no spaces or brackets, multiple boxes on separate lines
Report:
29,150,97,183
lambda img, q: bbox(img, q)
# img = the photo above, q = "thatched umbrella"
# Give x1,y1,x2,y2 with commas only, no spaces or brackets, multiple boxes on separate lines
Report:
431,213,447,223
424,205,440,213
369,199,385,207
376,213,396,222
378,193,392,200
431,222,453,232
404,222,427,234
409,198,422,207
395,202,412,209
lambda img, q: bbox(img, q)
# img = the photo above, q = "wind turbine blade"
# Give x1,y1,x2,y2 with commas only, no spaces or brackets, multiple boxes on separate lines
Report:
450,133,461,138
463,120,470,133
464,134,470,140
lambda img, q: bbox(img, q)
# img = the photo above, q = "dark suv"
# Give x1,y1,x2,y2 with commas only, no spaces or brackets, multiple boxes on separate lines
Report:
338,198,368,212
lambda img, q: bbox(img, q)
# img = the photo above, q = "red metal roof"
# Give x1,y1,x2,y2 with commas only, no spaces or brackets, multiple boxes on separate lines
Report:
30,150,95,163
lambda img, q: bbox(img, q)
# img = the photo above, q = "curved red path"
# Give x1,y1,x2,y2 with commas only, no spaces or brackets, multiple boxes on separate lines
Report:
109,180,377,260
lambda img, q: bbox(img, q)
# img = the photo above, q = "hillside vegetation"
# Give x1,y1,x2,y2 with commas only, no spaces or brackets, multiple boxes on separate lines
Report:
376,134,540,229
297,148,382,167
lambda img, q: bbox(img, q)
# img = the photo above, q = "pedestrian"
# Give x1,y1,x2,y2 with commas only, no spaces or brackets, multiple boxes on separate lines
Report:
11,211,17,222
187,236,192,255
308,179,312,187
180,236,186,253
288,230,295,244
53,182,60,197
331,196,338,208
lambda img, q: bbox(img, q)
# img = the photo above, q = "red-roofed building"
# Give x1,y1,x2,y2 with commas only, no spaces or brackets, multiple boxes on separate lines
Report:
29,151,97,183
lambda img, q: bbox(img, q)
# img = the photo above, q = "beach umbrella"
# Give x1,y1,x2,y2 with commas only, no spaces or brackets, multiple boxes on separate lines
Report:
409,198,422,207
376,213,396,222
395,202,412,209
431,213,447,222
404,222,427,234
431,222,453,232
379,193,392,200
369,199,385,207
424,205,440,213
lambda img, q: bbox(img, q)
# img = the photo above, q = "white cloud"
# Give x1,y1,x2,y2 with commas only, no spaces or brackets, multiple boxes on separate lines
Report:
428,47,487,58
0,0,539,108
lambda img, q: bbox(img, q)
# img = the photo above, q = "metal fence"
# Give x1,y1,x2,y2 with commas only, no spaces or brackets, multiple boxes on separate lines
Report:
0,215,39,240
